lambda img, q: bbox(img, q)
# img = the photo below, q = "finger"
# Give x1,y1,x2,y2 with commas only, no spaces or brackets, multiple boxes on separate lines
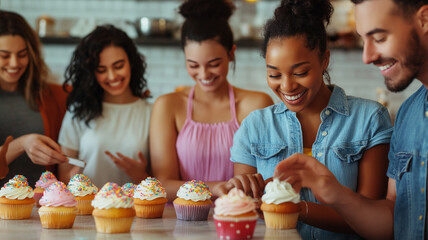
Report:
105,151,127,170
248,176,263,199
229,178,244,191
36,144,68,164
237,176,253,196
274,153,306,177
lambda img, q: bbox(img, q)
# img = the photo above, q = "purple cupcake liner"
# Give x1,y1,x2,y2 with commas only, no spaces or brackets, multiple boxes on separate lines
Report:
173,203,211,221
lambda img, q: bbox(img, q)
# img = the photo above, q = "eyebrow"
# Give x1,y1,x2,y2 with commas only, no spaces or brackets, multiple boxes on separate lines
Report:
366,28,388,36
187,57,222,64
267,61,310,70
0,48,28,54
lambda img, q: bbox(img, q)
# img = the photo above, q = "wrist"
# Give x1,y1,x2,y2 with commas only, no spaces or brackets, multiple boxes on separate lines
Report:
299,201,309,221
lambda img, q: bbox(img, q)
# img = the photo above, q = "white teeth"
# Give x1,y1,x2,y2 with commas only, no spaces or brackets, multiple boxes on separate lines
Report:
379,62,394,71
109,81,120,87
201,79,214,84
6,69,19,73
283,90,306,101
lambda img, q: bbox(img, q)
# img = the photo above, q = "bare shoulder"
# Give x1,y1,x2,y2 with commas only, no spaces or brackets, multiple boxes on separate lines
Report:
234,87,273,110
153,90,189,111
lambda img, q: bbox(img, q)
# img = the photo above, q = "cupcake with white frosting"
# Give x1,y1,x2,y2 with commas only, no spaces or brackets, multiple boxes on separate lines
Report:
261,178,301,229
67,174,98,215
133,177,167,218
91,182,135,233
0,175,35,219
173,180,212,221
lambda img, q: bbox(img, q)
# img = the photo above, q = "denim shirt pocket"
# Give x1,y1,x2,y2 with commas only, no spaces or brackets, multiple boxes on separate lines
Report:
395,153,412,180
333,141,368,163
250,144,288,160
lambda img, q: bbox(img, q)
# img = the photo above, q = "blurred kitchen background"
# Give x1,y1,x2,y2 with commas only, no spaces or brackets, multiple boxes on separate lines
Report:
0,0,422,121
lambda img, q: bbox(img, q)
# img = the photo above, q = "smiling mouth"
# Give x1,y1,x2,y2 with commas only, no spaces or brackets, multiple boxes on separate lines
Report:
201,78,215,84
378,60,396,71
108,81,121,87
282,90,307,101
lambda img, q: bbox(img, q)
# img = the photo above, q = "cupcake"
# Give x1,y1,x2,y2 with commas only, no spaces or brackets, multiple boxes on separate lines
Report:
67,174,98,215
173,180,212,221
121,183,136,198
91,182,136,233
133,177,167,218
213,188,259,240
38,181,78,229
34,171,58,207
0,175,35,219
261,179,301,229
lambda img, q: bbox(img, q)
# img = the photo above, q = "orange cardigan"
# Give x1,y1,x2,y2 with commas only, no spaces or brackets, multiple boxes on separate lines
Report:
38,84,69,173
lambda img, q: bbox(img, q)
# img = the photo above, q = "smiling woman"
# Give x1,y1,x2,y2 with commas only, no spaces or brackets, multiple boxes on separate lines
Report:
0,10,69,187
57,25,151,187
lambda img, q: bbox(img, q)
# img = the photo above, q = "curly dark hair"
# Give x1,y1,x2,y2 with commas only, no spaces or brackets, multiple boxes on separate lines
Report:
178,0,236,65
351,0,427,18
261,0,333,83
63,24,149,125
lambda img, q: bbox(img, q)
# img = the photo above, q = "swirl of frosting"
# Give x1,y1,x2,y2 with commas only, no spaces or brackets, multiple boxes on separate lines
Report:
261,178,300,204
0,175,34,200
39,181,77,207
134,177,167,200
121,183,136,197
35,171,58,189
214,188,256,216
176,180,212,201
91,182,133,209
67,174,98,197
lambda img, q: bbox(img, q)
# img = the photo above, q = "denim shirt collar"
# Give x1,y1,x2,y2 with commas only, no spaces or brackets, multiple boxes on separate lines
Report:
273,85,350,116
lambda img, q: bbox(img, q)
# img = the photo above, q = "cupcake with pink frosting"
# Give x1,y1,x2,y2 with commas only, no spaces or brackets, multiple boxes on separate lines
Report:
213,188,259,240
38,181,77,229
34,171,58,207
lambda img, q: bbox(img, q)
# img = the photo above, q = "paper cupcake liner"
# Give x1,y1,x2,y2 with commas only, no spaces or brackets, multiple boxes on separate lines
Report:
214,215,258,240
76,199,94,215
93,216,134,233
262,211,299,229
173,203,211,221
0,203,34,219
135,203,165,218
38,207,78,229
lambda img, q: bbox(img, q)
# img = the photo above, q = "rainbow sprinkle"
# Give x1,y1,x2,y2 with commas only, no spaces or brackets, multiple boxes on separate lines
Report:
44,181,71,194
38,171,58,183
121,183,136,197
68,174,98,193
2,175,32,191
183,180,212,197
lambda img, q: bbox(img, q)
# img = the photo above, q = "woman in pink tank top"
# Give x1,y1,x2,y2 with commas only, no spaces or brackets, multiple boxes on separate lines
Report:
149,0,273,202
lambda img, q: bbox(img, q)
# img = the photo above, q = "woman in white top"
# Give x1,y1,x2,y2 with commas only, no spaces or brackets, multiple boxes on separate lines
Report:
58,25,151,187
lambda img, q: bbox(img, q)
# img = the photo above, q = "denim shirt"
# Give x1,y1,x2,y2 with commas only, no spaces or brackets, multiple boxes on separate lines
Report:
387,85,428,240
231,85,392,240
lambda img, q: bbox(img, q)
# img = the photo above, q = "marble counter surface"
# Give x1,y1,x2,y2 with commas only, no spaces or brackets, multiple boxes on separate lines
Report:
0,205,302,240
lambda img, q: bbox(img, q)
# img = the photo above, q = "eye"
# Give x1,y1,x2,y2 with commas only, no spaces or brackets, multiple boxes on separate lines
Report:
268,74,281,79
374,37,386,43
209,63,220,68
189,65,198,69
114,63,124,69
95,67,106,73
18,51,28,58
294,70,309,77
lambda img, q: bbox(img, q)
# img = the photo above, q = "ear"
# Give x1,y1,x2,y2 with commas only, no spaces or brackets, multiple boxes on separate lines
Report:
322,49,330,71
228,44,237,61
416,5,428,34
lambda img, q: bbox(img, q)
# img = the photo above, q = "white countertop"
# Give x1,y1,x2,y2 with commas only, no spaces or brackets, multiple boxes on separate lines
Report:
0,205,302,240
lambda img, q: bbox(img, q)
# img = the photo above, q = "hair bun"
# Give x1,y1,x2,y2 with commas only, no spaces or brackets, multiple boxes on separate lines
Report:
179,0,235,20
274,0,333,25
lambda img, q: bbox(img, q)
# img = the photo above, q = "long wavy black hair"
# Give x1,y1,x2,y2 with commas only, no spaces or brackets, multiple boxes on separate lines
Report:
261,0,333,83
178,0,236,67
63,24,149,125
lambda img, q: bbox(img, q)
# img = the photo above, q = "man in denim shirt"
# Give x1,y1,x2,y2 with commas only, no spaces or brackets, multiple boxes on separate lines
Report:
275,0,428,239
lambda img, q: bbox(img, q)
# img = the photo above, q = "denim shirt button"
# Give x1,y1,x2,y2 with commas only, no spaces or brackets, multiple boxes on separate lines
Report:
425,111,428,118
422,161,425,166
317,152,323,157
321,131,328,137
419,215,423,221
325,110,331,116
422,188,425,193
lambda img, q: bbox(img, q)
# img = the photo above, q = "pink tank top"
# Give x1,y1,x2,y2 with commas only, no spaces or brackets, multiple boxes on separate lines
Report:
176,84,239,182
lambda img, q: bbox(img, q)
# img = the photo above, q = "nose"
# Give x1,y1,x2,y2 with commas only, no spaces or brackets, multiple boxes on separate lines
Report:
280,76,298,93
9,54,18,67
198,67,210,80
362,41,380,65
107,68,116,81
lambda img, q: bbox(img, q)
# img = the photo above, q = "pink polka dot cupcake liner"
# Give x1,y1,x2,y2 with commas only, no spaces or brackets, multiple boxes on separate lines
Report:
213,215,258,240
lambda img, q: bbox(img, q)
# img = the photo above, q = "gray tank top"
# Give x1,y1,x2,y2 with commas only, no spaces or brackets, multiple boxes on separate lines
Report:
0,89,45,187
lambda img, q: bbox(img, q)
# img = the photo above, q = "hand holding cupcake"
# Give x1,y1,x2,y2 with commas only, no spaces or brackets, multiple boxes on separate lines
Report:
133,177,167,218
261,178,301,229
0,175,35,219
173,180,212,221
